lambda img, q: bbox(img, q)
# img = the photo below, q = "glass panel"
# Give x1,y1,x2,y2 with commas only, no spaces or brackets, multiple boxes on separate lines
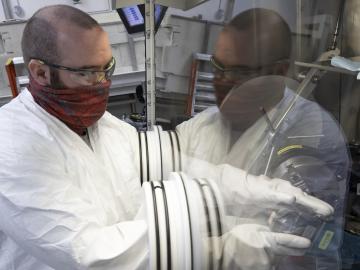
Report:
0,1,357,269
153,0,356,269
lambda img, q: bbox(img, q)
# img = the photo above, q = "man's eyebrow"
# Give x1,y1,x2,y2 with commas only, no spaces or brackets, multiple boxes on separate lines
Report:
77,65,99,69
77,57,113,70
212,56,253,70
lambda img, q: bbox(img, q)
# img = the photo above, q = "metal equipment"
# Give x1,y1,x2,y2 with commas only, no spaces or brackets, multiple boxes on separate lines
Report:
143,172,224,270
113,0,210,129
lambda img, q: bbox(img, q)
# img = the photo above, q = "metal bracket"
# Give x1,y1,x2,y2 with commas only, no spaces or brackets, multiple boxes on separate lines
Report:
145,0,156,130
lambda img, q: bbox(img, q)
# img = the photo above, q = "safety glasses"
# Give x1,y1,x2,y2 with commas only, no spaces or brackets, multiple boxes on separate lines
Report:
34,56,116,85
210,55,288,81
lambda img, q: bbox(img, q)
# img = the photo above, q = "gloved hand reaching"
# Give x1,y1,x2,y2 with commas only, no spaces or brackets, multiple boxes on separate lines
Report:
221,224,311,270
220,164,334,217
184,159,333,218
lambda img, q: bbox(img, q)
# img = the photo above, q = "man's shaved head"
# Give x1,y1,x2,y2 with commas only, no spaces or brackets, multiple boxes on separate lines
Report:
21,5,101,66
224,8,291,66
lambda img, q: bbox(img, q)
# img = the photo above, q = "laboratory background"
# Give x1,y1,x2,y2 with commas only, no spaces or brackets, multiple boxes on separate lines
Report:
0,0,360,269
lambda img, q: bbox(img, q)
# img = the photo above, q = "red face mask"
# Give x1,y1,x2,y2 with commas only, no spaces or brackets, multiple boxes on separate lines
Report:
28,76,111,135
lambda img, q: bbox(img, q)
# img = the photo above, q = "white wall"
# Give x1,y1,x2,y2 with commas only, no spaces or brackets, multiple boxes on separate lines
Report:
168,0,229,23
3,0,111,20
233,0,297,30
168,0,297,30
0,3,5,22
0,0,297,29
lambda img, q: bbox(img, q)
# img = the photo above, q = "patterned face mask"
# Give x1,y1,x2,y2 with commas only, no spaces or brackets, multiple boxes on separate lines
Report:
28,76,111,135
219,75,285,131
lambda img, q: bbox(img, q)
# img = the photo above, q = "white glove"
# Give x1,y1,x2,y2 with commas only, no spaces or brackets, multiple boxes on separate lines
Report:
184,158,333,217
222,224,311,270
220,164,334,217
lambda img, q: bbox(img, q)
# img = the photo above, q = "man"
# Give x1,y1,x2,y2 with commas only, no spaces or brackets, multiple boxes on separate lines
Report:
177,8,349,270
0,5,336,270
0,5,148,269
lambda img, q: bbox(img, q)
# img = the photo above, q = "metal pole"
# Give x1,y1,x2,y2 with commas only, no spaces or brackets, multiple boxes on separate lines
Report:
224,0,235,23
145,0,156,129
1,0,13,20
328,0,346,51
296,0,302,62
127,34,139,71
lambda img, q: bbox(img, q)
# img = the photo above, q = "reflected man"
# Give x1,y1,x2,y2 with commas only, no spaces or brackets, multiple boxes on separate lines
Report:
177,8,349,270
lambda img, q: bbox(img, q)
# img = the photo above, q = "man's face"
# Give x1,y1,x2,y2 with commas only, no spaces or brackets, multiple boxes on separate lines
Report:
212,29,279,107
51,26,113,88
212,28,288,131
213,29,255,107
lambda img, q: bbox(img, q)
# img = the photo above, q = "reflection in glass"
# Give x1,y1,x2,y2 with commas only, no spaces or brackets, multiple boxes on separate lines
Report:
172,6,349,270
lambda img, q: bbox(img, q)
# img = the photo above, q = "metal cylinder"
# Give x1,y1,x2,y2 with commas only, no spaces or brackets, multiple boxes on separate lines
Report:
340,0,360,142
342,0,360,57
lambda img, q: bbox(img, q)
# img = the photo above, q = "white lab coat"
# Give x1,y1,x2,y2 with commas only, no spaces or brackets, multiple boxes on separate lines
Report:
177,88,348,177
0,87,345,270
0,89,147,269
0,88,286,270
176,88,349,270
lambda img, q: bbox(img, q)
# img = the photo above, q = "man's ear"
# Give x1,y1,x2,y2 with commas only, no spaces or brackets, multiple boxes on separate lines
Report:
28,59,51,86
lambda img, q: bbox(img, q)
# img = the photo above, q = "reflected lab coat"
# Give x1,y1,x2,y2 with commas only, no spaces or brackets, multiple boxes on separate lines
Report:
0,89,148,269
176,88,350,270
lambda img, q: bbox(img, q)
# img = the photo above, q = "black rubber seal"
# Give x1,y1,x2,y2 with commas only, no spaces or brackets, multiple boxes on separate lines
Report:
145,132,150,182
178,173,194,270
174,131,182,171
138,132,143,186
151,182,160,269
202,178,223,269
167,131,176,172
157,126,164,181
202,179,222,236
161,181,172,270
193,178,213,270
